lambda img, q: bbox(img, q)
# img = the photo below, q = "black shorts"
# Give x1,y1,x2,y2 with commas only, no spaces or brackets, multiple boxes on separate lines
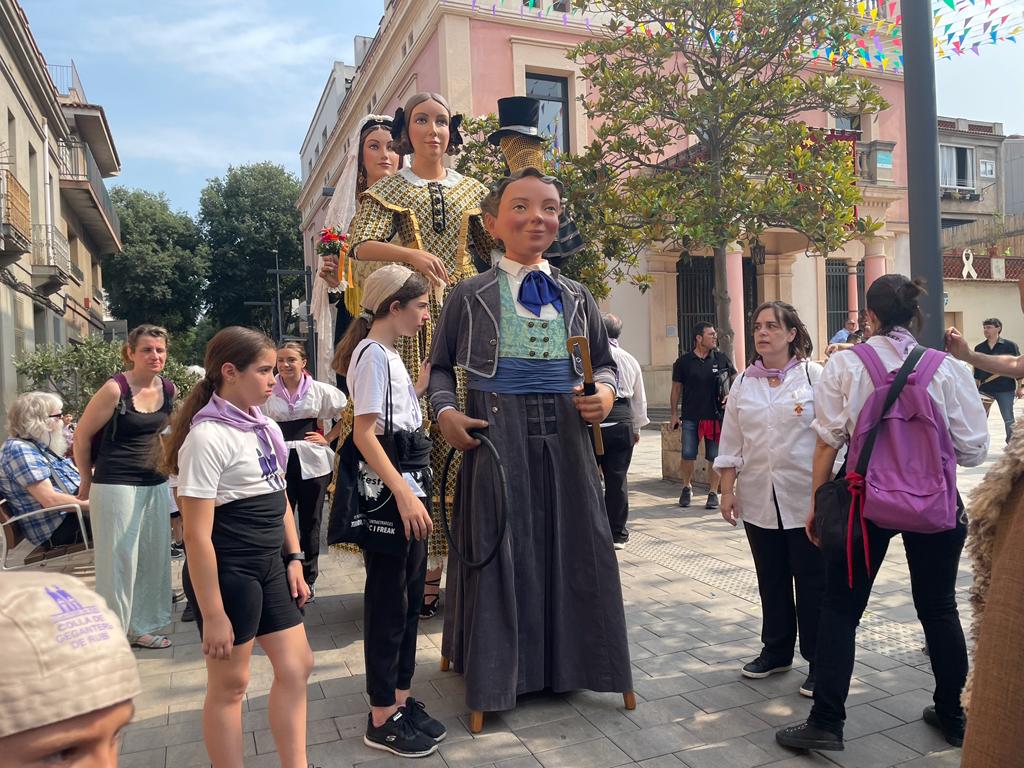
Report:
182,554,302,645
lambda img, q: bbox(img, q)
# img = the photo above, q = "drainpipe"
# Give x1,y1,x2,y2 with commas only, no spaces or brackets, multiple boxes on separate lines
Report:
42,118,54,266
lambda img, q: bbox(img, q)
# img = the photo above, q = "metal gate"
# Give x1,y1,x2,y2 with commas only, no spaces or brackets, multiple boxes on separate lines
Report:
825,259,865,339
675,256,758,359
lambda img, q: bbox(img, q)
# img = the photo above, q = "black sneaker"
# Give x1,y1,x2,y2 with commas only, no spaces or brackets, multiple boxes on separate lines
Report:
922,705,965,747
799,671,814,698
401,697,447,742
364,711,438,757
776,722,844,751
741,655,792,679
181,602,195,623
170,541,185,560
679,486,692,507
706,492,720,510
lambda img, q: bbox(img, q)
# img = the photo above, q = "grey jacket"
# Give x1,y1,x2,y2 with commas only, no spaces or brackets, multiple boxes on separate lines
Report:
428,265,617,415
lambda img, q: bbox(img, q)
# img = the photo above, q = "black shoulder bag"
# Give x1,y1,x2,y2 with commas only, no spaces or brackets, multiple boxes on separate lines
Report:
326,343,432,555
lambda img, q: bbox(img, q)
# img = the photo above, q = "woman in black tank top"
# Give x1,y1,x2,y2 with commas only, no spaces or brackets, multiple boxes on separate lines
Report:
73,324,176,650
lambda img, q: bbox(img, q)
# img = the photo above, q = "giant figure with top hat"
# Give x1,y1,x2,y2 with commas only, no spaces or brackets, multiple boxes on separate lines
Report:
429,96,635,732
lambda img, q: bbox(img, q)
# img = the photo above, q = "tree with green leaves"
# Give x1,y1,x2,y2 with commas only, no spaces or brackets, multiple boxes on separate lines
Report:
455,115,650,300
198,163,304,335
14,336,200,417
105,188,209,336
569,0,888,356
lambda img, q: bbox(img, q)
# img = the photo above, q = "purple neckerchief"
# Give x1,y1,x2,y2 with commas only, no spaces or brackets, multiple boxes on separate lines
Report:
192,394,288,477
878,326,917,359
745,357,800,380
272,372,311,415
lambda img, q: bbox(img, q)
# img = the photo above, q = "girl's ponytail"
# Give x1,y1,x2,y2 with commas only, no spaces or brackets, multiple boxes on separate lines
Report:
332,315,372,375
159,377,214,477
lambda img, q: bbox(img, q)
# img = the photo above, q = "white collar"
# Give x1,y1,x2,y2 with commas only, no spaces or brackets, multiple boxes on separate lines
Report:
497,256,552,278
398,166,464,188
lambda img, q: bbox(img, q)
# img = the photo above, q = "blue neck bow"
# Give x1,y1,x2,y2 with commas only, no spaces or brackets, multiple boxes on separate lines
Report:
517,270,563,317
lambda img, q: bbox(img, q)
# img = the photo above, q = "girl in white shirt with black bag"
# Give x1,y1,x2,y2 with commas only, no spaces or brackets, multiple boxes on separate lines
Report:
715,301,825,700
330,263,447,759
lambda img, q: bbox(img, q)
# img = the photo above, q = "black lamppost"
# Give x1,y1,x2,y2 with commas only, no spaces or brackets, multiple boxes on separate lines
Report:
902,0,945,348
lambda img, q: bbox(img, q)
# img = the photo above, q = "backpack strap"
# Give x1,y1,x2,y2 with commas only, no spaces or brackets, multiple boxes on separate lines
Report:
851,343,889,388
911,348,947,387
160,376,175,414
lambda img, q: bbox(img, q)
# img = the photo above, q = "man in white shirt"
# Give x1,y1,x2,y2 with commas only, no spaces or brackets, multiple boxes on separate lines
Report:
597,314,649,549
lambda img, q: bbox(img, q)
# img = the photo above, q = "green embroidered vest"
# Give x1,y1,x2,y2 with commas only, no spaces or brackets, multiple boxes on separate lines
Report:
498,275,569,360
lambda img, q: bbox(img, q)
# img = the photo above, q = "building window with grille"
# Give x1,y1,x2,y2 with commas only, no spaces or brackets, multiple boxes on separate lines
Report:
526,73,570,155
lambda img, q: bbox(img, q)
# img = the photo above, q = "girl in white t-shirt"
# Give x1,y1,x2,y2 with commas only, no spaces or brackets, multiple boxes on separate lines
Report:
332,263,446,758
159,326,313,768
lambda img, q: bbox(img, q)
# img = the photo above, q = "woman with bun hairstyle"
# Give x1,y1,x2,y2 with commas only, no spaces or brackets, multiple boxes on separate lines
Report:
161,326,313,768
73,323,176,650
777,275,989,753
343,91,496,611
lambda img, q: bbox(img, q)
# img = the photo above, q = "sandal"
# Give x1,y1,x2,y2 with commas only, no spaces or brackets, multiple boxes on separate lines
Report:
130,634,172,650
420,577,441,619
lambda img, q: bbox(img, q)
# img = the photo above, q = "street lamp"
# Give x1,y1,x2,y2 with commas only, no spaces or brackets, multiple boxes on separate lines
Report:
244,300,278,341
750,242,767,266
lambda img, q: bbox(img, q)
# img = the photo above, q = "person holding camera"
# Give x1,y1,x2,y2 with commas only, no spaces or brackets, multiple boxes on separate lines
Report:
669,323,736,509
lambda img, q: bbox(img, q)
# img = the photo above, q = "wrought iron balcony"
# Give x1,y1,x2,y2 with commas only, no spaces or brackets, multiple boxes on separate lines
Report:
57,138,122,254
0,169,31,262
30,225,72,295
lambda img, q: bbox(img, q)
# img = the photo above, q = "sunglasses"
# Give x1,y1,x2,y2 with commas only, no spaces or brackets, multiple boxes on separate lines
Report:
49,413,64,419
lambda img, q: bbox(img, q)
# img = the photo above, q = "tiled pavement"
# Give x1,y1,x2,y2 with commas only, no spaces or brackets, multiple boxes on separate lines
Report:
115,411,1012,767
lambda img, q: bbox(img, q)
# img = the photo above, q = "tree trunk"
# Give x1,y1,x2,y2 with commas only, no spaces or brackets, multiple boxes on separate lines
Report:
712,243,734,362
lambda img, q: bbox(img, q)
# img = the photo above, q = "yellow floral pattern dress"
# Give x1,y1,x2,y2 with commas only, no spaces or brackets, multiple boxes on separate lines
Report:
338,167,495,559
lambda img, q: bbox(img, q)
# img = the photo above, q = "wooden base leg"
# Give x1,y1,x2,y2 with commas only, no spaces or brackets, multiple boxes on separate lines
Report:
469,710,484,733
440,656,450,672
623,691,637,711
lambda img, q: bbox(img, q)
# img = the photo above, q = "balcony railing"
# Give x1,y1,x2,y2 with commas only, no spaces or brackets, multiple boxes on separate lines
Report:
1,169,31,243
31,224,72,276
58,138,121,238
70,261,84,282
46,61,86,101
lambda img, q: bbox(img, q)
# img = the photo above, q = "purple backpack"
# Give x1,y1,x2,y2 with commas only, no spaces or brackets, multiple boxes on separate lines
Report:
846,344,959,555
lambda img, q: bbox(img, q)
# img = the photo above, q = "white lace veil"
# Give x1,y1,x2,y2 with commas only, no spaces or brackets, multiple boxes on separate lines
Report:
310,113,394,383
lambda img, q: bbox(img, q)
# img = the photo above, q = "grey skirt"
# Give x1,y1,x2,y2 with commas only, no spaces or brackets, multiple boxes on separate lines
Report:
441,390,633,712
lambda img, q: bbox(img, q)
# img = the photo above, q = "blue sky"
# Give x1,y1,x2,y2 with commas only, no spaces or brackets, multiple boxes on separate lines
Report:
24,1,1024,216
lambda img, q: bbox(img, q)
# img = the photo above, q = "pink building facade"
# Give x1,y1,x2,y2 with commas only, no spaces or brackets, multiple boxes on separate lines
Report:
297,0,911,402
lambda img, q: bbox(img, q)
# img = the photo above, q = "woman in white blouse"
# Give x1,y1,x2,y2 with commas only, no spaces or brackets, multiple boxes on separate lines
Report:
263,342,348,598
715,301,824,700
777,275,989,754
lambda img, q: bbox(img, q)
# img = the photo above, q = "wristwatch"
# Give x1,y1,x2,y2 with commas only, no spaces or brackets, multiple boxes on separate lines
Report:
283,551,305,564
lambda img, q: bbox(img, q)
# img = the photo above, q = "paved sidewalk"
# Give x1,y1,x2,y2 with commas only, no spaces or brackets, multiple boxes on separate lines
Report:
119,414,1011,767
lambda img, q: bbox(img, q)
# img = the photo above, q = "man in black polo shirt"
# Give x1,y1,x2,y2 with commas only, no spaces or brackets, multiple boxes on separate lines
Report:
974,317,1023,441
670,322,737,509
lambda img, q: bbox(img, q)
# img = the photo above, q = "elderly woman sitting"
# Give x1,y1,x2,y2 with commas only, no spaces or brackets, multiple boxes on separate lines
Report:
0,392,90,552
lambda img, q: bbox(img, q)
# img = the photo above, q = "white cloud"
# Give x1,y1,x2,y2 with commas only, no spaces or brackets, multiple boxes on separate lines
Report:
85,0,349,89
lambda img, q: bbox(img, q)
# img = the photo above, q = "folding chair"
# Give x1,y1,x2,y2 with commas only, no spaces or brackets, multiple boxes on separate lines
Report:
0,497,91,571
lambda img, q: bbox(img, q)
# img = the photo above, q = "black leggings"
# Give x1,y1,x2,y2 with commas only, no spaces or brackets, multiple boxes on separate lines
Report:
810,517,968,735
363,536,428,707
285,452,330,586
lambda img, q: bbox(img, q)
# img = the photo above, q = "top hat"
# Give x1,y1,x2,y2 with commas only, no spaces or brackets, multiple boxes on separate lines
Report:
487,97,541,145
